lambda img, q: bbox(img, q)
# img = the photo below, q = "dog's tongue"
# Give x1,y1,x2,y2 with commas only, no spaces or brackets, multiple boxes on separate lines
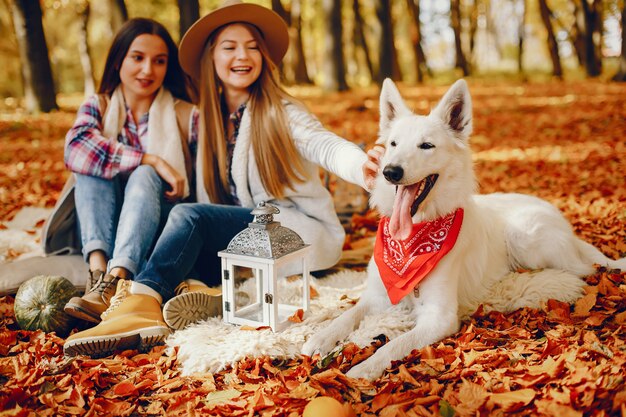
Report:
388,184,419,241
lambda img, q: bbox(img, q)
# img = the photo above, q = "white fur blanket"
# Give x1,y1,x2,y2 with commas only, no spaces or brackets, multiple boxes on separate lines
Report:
0,207,50,262
166,264,581,376
166,270,417,376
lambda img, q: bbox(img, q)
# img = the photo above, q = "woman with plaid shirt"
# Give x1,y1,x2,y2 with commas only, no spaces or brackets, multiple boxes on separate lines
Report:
62,18,198,326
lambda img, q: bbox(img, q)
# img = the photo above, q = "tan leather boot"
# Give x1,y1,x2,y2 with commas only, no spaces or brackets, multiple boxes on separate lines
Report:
162,280,222,330
64,279,170,357
64,271,120,323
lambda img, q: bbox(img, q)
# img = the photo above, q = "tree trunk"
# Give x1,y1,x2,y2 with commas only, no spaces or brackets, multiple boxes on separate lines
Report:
177,0,199,40
518,0,525,73
486,2,504,58
109,0,128,35
612,2,626,81
77,1,95,96
353,0,374,81
322,0,348,91
580,0,602,77
538,0,562,78
292,0,312,84
571,1,586,66
376,0,402,84
271,0,291,80
469,0,479,56
406,0,430,82
450,0,469,76
272,0,291,24
10,0,58,113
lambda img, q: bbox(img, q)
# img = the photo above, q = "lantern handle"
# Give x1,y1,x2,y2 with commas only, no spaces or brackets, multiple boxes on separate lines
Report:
251,201,280,224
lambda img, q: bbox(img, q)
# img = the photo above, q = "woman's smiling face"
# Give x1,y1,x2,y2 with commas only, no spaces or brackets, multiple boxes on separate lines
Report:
119,34,168,102
212,24,263,95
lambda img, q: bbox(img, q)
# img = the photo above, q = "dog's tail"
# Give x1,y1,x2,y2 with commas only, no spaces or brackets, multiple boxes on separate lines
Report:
574,239,626,271
459,269,585,319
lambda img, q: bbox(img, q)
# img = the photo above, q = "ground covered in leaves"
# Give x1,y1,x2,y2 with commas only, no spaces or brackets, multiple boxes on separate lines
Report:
1,80,625,415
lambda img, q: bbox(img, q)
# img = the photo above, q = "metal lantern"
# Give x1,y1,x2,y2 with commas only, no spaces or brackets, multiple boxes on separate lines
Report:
218,202,311,331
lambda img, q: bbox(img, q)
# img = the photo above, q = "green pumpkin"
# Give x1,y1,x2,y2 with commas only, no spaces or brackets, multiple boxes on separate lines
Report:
14,275,79,335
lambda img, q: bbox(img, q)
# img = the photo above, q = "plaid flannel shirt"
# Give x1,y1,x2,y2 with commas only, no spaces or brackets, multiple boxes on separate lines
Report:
64,95,198,179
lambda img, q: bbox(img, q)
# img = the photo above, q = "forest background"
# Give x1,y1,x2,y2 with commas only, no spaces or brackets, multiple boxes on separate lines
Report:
1,0,626,114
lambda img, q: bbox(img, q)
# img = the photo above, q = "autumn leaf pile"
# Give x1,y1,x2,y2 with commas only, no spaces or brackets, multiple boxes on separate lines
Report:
1,80,625,416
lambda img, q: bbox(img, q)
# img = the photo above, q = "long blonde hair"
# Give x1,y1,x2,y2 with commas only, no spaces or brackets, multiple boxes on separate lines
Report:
197,23,307,204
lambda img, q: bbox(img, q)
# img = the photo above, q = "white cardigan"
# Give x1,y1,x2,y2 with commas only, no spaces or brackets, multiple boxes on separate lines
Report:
196,102,368,273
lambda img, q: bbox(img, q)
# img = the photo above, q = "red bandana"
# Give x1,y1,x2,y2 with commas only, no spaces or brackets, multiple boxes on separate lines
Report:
374,208,464,304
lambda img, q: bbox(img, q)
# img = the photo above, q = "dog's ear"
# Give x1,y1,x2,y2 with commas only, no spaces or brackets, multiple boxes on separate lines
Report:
432,79,473,140
378,78,412,144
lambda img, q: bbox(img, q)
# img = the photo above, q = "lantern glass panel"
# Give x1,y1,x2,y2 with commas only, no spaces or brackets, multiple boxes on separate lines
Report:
276,265,304,307
233,265,264,322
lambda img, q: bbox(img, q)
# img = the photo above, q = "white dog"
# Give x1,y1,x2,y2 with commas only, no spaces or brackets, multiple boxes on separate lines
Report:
302,79,626,380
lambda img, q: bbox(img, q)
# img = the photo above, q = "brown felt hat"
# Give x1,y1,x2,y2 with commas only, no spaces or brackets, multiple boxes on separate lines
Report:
179,0,289,80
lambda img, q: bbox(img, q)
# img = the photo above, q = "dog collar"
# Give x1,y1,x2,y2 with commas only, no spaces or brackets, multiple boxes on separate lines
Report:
374,208,464,304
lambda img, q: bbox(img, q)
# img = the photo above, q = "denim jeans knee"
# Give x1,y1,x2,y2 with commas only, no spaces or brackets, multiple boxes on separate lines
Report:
124,165,161,197
109,165,166,276
135,203,253,300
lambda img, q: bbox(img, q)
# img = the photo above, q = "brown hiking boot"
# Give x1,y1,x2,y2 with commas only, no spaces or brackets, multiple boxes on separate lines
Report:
64,271,120,323
87,269,104,289
64,279,170,357
162,280,222,330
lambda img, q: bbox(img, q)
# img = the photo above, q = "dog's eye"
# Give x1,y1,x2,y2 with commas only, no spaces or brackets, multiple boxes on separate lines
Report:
390,140,397,147
419,142,435,150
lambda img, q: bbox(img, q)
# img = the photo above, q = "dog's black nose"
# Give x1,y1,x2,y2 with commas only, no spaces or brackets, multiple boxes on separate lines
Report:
383,165,404,183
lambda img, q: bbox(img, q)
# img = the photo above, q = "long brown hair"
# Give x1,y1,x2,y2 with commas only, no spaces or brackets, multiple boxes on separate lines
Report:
99,18,192,102
197,23,307,203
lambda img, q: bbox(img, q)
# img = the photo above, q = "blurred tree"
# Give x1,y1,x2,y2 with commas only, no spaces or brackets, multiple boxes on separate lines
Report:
353,0,374,80
271,0,290,80
109,0,128,35
570,1,586,66
177,0,199,40
578,0,602,77
272,0,291,23
538,0,562,78
451,0,470,75
484,1,506,62
76,0,95,96
469,0,479,57
613,1,626,81
376,0,402,83
291,0,312,84
0,0,21,97
321,0,348,90
518,0,526,73
10,0,58,112
271,0,311,84
406,0,429,82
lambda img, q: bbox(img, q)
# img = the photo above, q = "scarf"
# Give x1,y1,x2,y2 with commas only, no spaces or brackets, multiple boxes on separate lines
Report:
102,86,190,198
374,208,464,304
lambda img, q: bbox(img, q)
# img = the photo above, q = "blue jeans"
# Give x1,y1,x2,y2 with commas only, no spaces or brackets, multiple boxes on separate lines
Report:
73,165,172,276
135,203,253,301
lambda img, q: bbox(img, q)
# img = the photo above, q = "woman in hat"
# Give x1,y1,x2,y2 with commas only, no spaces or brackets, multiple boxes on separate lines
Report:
63,0,382,357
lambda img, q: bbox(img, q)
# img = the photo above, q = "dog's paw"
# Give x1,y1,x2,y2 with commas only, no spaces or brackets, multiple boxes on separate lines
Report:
301,338,317,357
302,332,338,358
346,357,388,381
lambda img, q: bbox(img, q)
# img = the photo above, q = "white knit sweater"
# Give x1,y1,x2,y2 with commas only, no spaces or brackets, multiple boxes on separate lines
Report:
196,102,368,272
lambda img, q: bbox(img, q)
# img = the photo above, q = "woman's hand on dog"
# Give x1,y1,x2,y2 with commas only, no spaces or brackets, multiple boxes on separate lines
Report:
363,145,385,191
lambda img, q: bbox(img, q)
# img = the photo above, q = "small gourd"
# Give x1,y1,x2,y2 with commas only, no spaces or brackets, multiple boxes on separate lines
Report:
14,275,79,335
